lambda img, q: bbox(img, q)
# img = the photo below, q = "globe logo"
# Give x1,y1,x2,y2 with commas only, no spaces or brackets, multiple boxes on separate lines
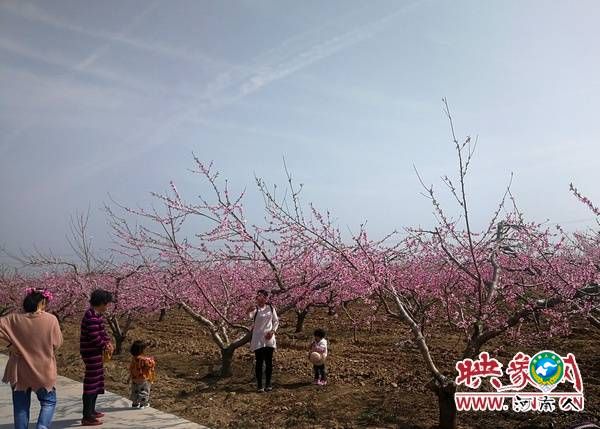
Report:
529,350,564,392
535,358,559,379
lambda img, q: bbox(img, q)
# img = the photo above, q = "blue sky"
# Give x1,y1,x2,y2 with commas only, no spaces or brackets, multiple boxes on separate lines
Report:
1,0,599,260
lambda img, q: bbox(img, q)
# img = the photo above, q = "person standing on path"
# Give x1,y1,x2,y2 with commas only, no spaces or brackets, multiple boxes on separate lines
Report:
128,340,156,409
80,289,114,426
0,288,63,429
247,289,279,392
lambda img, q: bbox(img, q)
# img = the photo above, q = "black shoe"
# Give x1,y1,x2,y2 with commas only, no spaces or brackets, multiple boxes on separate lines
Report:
265,385,273,391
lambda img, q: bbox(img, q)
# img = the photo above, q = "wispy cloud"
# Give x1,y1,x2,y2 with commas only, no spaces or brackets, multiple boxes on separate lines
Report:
237,2,423,97
147,0,425,139
0,1,225,70
0,37,158,95
14,1,425,197
0,35,168,150
0,1,197,149
74,1,160,71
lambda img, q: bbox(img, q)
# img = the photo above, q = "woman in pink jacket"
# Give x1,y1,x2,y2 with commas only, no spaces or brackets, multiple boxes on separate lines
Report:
0,288,63,429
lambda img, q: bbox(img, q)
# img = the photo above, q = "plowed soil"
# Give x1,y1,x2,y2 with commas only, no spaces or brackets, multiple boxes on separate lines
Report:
54,308,600,429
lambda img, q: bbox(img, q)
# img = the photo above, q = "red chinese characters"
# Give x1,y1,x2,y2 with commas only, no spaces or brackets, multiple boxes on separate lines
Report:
456,352,503,389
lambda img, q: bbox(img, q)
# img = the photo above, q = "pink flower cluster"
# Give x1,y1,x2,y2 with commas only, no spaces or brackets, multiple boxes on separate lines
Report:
25,287,54,302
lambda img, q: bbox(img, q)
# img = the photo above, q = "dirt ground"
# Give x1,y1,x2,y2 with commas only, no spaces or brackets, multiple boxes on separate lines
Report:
54,308,600,429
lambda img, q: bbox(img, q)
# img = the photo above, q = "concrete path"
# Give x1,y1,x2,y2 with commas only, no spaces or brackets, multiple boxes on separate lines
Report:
0,355,208,429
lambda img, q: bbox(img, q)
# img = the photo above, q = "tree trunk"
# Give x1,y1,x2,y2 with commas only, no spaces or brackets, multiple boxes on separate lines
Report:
159,308,167,322
429,379,457,429
106,315,128,355
295,309,309,333
220,347,235,377
114,332,126,355
217,332,252,378
462,323,483,359
437,385,457,429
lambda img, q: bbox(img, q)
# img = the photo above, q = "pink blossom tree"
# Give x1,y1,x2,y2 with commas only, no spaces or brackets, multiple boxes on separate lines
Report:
0,266,25,316
1,210,152,352
256,169,395,338
256,100,587,429
105,211,259,376
566,184,600,328
88,266,153,355
390,102,587,428
106,158,338,376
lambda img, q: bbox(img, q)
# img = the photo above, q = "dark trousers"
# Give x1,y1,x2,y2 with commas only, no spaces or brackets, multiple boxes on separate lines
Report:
254,347,274,388
314,364,327,381
82,393,98,419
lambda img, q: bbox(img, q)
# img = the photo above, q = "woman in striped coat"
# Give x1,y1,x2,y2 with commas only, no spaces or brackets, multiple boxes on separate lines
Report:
80,289,114,426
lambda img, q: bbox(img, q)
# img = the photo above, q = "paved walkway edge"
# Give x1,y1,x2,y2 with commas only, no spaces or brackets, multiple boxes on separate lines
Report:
0,354,209,429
